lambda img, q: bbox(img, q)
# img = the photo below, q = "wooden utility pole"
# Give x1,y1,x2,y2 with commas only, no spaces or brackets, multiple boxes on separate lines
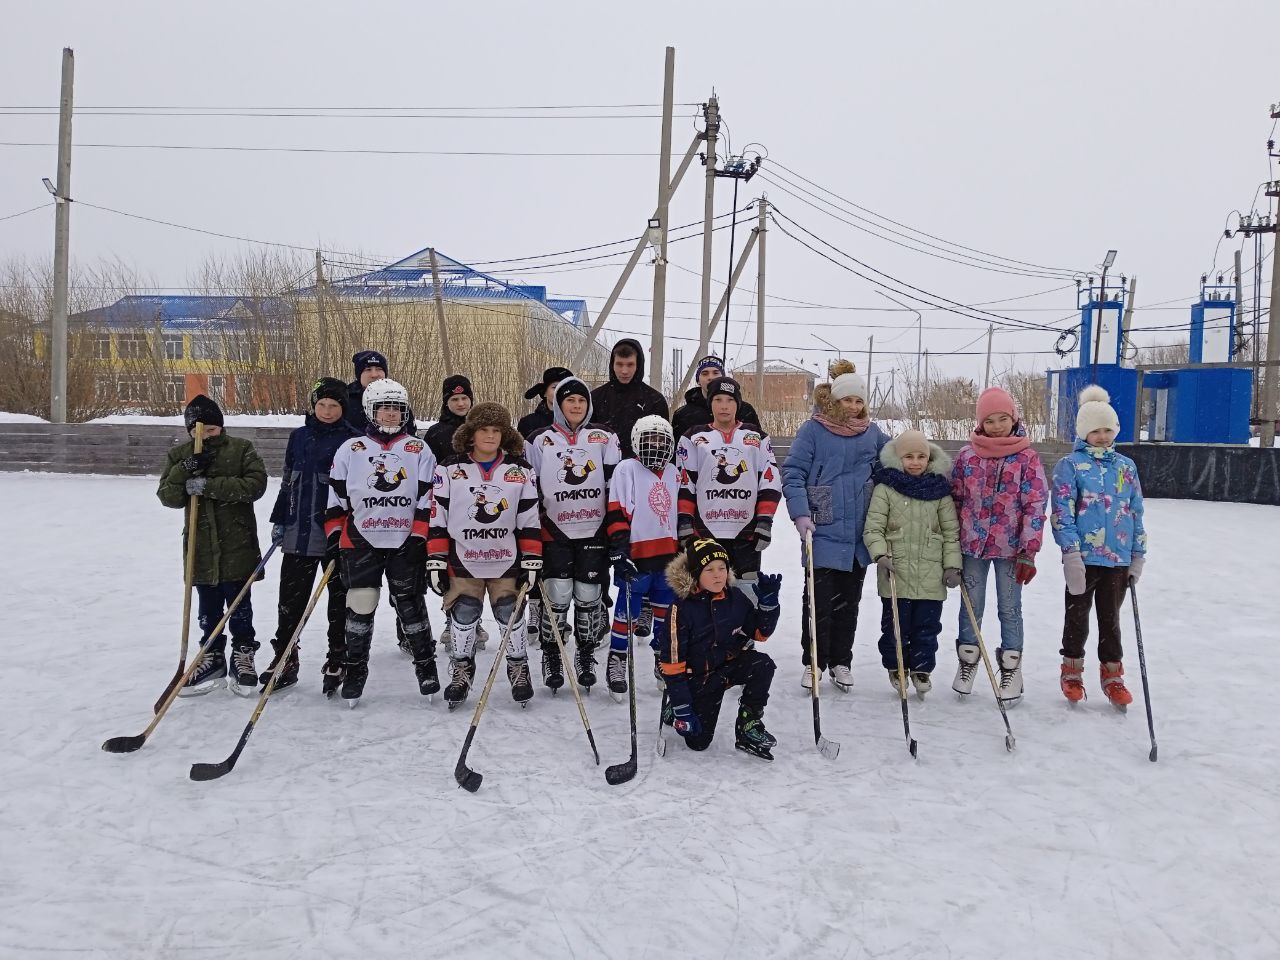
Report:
428,248,454,373
49,47,74,423
699,95,720,346
866,335,874,386
650,46,676,392
1234,249,1245,353
314,250,328,366
754,198,767,406
983,325,993,390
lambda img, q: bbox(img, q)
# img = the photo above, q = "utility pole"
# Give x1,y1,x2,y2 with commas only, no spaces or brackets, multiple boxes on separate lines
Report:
698,95,720,348
754,198,767,407
650,46,676,393
983,324,993,390
1262,184,1280,446
866,335,874,386
1234,249,1244,355
49,47,74,423
427,248,454,373
314,250,328,368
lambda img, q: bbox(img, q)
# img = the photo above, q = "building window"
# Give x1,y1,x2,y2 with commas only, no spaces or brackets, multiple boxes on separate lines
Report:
163,335,184,361
117,333,148,360
116,377,149,404
227,337,260,365
191,336,222,361
92,334,111,360
165,376,186,405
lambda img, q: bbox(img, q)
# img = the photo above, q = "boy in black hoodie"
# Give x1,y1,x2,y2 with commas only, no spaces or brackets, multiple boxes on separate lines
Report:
590,339,669,459
424,374,474,464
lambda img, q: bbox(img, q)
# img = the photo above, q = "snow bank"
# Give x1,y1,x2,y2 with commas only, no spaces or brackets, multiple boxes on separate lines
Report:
0,411,48,423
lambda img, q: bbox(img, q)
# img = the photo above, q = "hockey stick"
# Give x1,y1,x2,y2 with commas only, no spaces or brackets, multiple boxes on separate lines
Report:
1128,578,1158,763
604,579,639,785
188,560,336,781
959,584,1016,753
155,423,204,712
803,531,840,761
455,582,532,793
103,543,280,754
886,554,919,759
655,688,669,757
543,600,600,766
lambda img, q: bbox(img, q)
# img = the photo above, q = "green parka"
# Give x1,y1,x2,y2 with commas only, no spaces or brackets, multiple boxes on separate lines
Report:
863,439,962,601
157,432,268,585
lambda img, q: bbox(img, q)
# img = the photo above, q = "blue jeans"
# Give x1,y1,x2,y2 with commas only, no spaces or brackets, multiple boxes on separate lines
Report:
611,569,675,653
957,555,1023,653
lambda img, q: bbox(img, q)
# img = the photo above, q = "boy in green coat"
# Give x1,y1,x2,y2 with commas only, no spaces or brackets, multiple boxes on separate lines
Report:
863,430,962,696
157,394,268,696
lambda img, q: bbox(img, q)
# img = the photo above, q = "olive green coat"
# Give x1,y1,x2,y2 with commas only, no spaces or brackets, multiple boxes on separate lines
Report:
157,432,268,585
863,439,962,601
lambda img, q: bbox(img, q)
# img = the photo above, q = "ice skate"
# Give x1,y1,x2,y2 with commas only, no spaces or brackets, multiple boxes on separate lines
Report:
997,649,1023,707
444,656,475,709
1060,656,1086,703
607,650,628,701
802,667,821,691
734,705,775,761
341,660,369,708
829,664,853,693
1100,661,1133,711
540,642,564,692
575,642,598,691
911,671,932,698
178,649,226,697
321,658,344,698
414,657,440,697
228,640,260,697
952,644,980,696
507,656,534,705
634,602,653,639
259,645,299,692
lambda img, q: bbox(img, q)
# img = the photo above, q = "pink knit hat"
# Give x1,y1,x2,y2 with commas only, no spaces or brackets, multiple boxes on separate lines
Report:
975,387,1017,424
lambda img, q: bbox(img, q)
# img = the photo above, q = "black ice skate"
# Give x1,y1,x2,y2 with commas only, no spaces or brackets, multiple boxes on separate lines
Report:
507,656,534,705
735,705,775,761
575,643,598,691
634,602,653,639
341,661,369,708
259,645,299,692
321,658,344,698
540,642,564,692
178,649,226,697
607,650,628,701
228,640,260,698
444,656,476,709
414,657,440,697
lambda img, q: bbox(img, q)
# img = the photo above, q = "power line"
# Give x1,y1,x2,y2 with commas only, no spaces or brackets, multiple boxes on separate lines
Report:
0,110,670,120
0,102,702,111
0,141,655,158
0,202,54,223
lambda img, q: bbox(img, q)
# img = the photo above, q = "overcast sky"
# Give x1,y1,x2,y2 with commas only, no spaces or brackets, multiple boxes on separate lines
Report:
3,0,1278,394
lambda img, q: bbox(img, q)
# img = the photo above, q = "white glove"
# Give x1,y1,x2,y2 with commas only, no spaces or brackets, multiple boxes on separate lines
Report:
1062,551,1087,596
1128,555,1145,584
424,558,449,597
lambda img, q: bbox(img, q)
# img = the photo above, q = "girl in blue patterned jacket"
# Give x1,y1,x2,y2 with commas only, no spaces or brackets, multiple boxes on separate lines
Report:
1050,386,1147,707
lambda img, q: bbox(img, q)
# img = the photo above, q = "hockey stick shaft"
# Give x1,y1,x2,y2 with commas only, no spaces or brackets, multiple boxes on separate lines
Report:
455,583,531,792
886,555,918,758
157,424,204,712
605,579,639,784
188,560,335,781
803,531,839,760
1128,578,1158,763
959,583,1016,751
543,597,600,765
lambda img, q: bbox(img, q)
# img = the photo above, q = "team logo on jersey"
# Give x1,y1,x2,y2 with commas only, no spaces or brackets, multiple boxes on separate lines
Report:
503,466,526,483
404,439,424,454
541,434,556,446
467,483,510,524
711,446,749,484
557,447,596,486
648,478,672,528
368,453,408,492
350,440,366,452
694,435,709,445
587,431,609,444
743,433,761,448
450,465,468,480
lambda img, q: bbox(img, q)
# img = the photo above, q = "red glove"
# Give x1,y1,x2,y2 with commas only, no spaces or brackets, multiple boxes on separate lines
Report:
1014,554,1037,586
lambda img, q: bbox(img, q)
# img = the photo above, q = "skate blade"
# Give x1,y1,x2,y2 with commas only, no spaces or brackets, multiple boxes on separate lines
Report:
230,680,259,698
176,678,225,698
344,697,360,709
999,696,1023,709
735,743,774,762
830,680,851,694
610,690,626,704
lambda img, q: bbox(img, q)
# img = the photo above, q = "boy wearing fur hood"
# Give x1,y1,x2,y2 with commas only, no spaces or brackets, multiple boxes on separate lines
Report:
659,538,782,760
427,402,543,708
1050,386,1147,708
863,430,963,696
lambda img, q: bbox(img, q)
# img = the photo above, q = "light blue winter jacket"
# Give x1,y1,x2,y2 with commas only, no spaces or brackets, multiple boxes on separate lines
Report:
782,416,889,570
1050,440,1148,567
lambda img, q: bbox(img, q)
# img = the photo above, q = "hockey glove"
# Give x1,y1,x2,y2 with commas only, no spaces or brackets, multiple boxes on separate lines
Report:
424,558,449,597
875,554,896,575
752,523,772,552
184,477,208,497
793,516,816,538
943,568,962,589
270,523,286,547
1062,550,1087,596
1014,554,1037,585
180,452,214,476
1127,555,1145,584
672,703,702,739
612,556,639,582
325,528,342,562
753,572,782,611
520,557,543,590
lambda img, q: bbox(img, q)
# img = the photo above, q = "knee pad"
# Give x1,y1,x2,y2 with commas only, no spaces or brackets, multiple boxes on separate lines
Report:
573,581,602,606
450,594,482,626
347,587,380,616
493,595,518,628
543,578,573,610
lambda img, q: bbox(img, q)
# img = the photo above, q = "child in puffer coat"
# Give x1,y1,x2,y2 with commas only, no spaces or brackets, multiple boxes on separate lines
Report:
949,387,1048,705
658,538,782,761
1050,386,1148,708
863,430,962,697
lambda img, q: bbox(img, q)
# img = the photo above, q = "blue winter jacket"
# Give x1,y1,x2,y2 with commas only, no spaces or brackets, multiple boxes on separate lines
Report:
1050,440,1148,567
269,415,360,557
782,418,889,570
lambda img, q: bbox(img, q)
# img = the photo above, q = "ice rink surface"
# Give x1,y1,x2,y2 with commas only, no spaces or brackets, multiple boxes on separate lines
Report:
4,472,1278,959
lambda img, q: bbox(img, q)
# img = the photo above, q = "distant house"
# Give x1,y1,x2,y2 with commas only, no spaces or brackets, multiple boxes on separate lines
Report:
729,359,819,436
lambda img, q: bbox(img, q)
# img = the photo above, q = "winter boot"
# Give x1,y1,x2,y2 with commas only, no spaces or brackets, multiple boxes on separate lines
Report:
634,600,654,639
540,641,565,691
952,643,980,695
1060,656,1086,703
734,705,775,761
1100,661,1133,710
179,647,227,697
607,650,628,699
829,664,853,693
228,639,260,697
320,657,344,698
444,656,476,709
507,656,534,705
575,642,599,690
259,644,300,692
911,671,933,697
996,649,1024,706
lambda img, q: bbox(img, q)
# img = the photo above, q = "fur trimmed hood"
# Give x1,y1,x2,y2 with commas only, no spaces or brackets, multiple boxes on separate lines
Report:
452,401,526,456
879,435,952,477
664,550,736,600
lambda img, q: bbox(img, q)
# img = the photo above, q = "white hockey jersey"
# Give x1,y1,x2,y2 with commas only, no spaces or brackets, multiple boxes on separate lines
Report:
325,432,436,549
676,422,782,542
525,421,621,542
606,459,680,571
429,452,542,579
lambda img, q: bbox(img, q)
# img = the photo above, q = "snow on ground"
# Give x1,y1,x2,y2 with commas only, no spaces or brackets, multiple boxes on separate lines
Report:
3,472,1278,960
0,411,48,423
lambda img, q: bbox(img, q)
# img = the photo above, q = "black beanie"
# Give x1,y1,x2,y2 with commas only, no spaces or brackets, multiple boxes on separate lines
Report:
555,378,590,407
183,393,224,432
524,366,573,401
352,350,389,379
442,374,474,402
687,537,731,581
705,376,741,406
309,377,347,411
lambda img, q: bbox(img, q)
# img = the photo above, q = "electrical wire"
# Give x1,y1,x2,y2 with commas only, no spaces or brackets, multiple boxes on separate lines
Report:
0,110,667,120
0,202,54,223
0,141,656,158
0,102,701,111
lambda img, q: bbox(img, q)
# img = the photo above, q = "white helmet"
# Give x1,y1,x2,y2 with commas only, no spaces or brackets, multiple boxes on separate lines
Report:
363,378,411,433
632,415,674,470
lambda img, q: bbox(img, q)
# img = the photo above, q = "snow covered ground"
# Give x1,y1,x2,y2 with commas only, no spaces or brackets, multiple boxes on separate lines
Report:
4,472,1278,959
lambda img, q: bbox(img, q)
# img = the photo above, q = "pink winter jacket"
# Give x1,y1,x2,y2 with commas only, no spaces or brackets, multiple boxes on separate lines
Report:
950,442,1049,560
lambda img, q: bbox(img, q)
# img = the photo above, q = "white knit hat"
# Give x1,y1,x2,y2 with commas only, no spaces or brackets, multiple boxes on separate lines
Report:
1075,385,1120,439
827,359,868,402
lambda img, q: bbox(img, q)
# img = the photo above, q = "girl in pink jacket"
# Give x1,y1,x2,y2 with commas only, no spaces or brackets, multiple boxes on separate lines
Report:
949,387,1048,705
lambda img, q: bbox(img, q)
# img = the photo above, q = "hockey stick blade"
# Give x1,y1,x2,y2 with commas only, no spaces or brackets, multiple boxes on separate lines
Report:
817,735,840,761
1149,742,1158,763
189,724,251,781
101,734,147,754
604,757,637,785
908,737,919,759
455,727,483,792
1005,734,1016,753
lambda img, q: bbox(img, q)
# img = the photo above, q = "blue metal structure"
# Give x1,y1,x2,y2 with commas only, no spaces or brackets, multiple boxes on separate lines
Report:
1188,282,1238,364
1076,280,1128,368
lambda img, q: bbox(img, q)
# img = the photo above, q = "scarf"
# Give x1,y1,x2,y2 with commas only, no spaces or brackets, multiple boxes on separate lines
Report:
968,423,1030,459
812,408,872,438
875,466,952,501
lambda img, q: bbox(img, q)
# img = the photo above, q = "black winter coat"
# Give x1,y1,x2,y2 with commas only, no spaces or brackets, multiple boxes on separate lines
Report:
671,385,764,441
590,338,670,458
269,414,359,557
424,406,466,463
517,402,553,441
